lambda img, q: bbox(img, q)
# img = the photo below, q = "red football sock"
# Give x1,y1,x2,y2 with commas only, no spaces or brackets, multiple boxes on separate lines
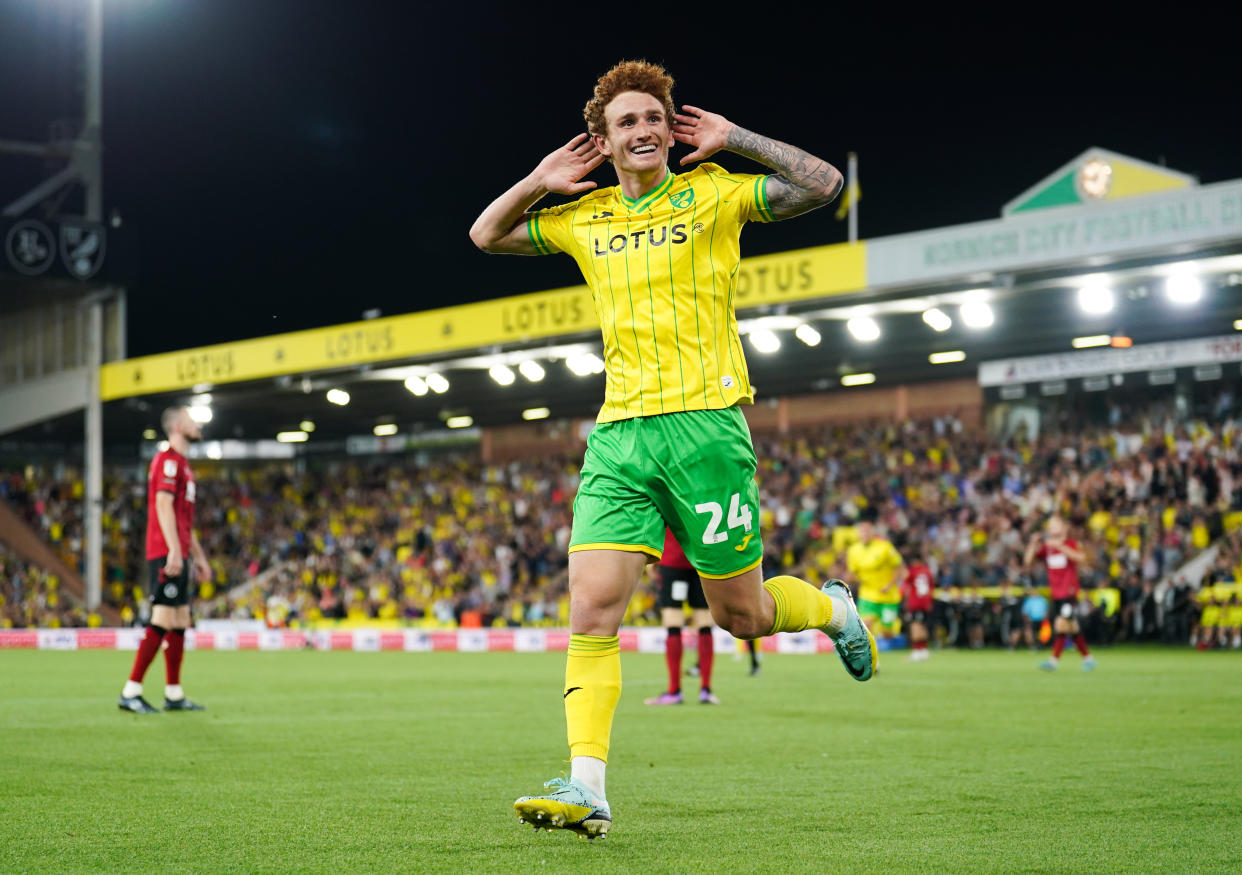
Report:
128,625,165,684
1073,634,1090,657
1052,635,1067,658
915,641,927,652
664,627,683,694
164,628,185,685
697,627,715,691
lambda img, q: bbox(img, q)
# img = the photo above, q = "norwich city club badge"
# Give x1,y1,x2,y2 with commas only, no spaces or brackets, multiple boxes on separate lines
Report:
668,190,695,209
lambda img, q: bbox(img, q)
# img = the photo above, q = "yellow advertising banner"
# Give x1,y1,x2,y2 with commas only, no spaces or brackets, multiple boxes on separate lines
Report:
101,242,866,401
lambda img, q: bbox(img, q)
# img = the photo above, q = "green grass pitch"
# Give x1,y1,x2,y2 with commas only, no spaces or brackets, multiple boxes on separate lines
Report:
1,647,1239,873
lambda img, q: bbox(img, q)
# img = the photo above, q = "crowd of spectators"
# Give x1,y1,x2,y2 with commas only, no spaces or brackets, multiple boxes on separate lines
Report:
3,395,1241,644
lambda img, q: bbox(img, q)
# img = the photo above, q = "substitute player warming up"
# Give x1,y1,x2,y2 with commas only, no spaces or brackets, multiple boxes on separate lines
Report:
1025,515,1096,672
118,406,210,714
470,59,875,840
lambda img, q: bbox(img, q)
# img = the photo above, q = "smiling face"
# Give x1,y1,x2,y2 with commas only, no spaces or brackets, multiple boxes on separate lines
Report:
593,91,671,178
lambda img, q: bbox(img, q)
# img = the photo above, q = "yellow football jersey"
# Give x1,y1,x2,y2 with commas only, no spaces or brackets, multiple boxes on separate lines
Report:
528,163,773,422
847,538,904,604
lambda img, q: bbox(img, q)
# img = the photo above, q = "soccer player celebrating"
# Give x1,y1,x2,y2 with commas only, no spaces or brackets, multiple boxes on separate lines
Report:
117,406,210,714
644,527,720,706
846,508,905,640
470,59,875,839
1024,515,1096,672
901,551,935,661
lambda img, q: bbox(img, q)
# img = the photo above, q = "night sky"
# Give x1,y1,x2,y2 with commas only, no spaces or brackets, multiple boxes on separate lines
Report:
2,2,1239,357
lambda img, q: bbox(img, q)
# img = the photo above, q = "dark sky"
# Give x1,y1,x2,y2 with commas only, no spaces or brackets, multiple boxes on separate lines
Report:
3,2,1240,357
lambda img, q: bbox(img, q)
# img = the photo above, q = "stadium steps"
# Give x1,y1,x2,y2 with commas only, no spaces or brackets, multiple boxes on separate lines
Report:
0,498,120,624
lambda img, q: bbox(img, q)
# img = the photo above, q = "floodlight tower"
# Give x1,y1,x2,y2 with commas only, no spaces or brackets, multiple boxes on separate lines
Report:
1,0,113,611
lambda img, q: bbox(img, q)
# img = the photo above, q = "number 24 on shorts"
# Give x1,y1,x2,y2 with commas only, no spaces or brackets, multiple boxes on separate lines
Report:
695,493,753,545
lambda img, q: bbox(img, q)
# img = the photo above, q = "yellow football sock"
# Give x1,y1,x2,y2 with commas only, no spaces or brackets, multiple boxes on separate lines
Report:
763,575,835,635
564,634,621,762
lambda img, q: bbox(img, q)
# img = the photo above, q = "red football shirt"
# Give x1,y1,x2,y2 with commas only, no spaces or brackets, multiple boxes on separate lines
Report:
1037,540,1080,600
902,563,935,612
145,448,196,560
659,527,693,570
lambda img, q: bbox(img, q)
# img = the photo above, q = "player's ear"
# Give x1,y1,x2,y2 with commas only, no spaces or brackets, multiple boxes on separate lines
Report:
592,132,612,158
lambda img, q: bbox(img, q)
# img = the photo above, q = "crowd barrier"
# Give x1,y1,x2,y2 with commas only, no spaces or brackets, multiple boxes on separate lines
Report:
0,625,908,653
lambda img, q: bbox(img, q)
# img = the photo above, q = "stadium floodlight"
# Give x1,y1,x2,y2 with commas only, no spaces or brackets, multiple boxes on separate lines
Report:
748,327,781,353
326,388,350,406
794,323,821,346
276,431,309,443
518,360,546,382
404,375,428,396
299,420,316,432
522,407,551,421
158,441,170,452
489,364,516,386
922,307,952,332
1072,335,1111,349
187,404,213,423
928,350,966,364
204,442,223,460
959,299,994,329
446,415,474,429
1164,270,1203,305
841,372,876,387
142,428,157,440
425,372,450,394
191,393,212,406
373,424,398,437
1235,319,1242,331
1077,282,1115,314
566,353,606,376
846,316,880,342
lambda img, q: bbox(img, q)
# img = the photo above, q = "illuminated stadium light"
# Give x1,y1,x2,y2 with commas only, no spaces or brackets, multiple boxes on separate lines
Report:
959,299,994,329
204,442,223,460
846,316,880,342
158,441,170,452
522,407,551,421
489,364,516,386
841,373,876,387
299,420,316,432
425,373,450,394
446,415,474,429
326,388,351,406
1234,319,1242,331
1072,335,1111,349
276,431,309,443
518,360,546,382
1164,270,1203,305
1110,335,1133,348
922,307,952,332
191,393,212,406
142,428,157,440
749,327,781,353
404,375,428,396
187,405,213,423
566,353,606,376
794,323,821,346
928,350,966,364
373,424,398,437
1077,282,1115,314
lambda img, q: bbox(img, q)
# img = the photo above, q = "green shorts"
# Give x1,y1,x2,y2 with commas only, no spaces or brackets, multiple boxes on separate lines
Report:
858,599,901,627
569,406,763,579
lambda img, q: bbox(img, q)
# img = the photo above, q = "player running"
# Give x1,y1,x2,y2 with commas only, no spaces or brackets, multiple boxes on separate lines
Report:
846,509,905,640
117,406,210,714
901,552,935,661
1025,515,1096,671
645,527,720,706
470,59,873,840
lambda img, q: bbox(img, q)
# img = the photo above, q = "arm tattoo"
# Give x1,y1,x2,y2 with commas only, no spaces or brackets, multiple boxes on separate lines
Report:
725,126,843,220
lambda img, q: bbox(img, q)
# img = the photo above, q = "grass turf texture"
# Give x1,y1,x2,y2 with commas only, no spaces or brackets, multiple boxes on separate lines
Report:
1,648,1239,874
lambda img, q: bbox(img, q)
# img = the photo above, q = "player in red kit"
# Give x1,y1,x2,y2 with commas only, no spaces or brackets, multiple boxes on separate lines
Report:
118,406,211,714
645,528,720,705
901,554,935,662
1024,515,1096,672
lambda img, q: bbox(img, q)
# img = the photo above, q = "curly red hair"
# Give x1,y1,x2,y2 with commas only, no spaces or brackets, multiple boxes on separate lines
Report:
583,60,675,138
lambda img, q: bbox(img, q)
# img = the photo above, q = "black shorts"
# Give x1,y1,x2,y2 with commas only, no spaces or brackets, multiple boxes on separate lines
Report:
1052,598,1078,621
656,565,708,610
148,559,191,607
903,609,929,625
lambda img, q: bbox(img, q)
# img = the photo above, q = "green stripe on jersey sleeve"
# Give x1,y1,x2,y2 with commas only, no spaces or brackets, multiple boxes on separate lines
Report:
527,212,550,254
755,176,775,222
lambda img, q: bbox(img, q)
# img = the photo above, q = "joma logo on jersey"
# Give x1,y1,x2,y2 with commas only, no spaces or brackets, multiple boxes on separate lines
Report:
593,223,688,257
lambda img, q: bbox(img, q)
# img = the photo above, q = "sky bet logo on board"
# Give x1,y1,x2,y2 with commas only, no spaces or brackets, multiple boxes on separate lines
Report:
593,223,689,257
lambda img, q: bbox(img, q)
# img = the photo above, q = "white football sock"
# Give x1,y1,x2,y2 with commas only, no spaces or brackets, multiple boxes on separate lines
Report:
164,684,184,701
826,595,849,635
122,681,143,698
571,756,606,799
